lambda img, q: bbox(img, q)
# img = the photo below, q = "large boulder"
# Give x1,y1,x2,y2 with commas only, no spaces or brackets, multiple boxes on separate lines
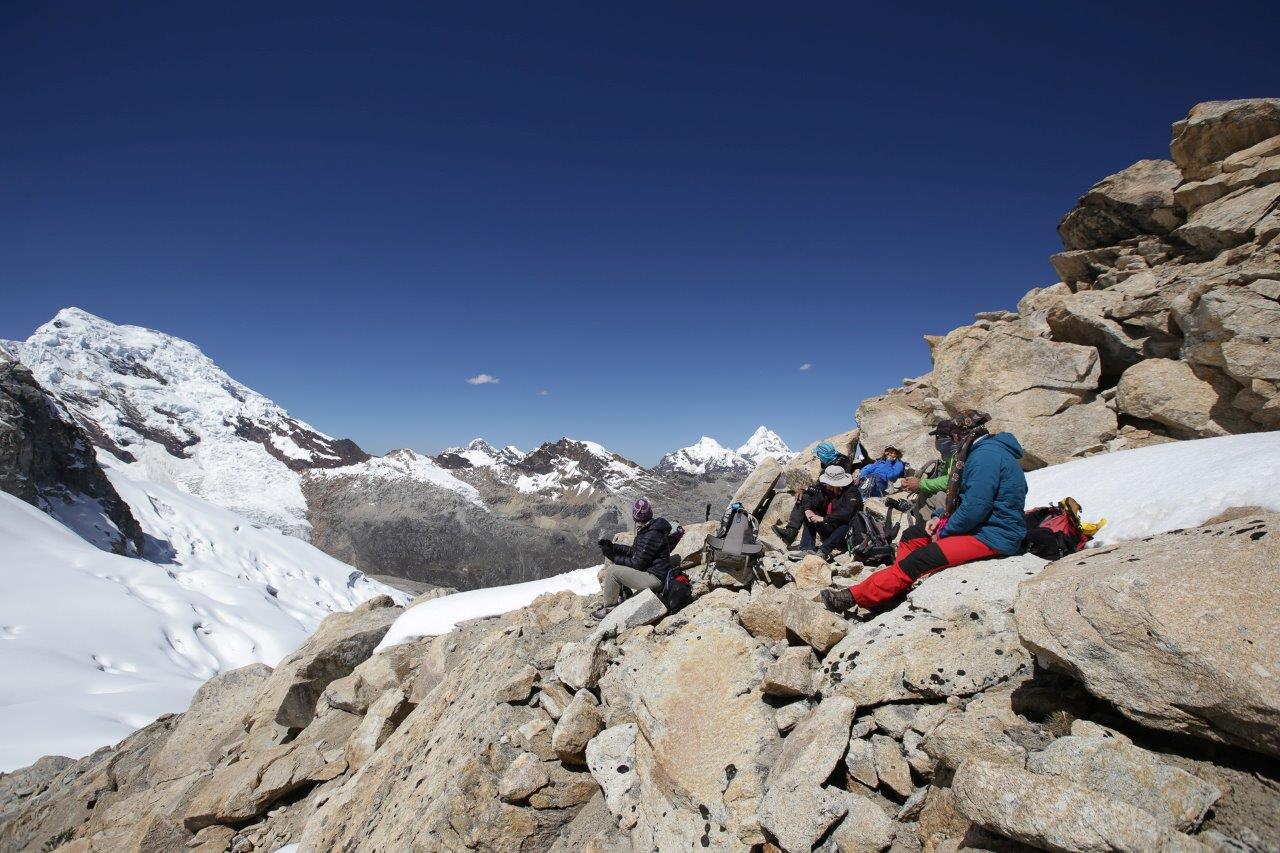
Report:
855,383,945,473
929,320,1109,467
1058,159,1183,250
1170,98,1280,181
148,663,273,784
1178,279,1280,399
1115,358,1253,438
244,596,401,746
1173,183,1280,253
953,759,1207,852
599,609,781,849
819,554,1046,707
1015,513,1280,757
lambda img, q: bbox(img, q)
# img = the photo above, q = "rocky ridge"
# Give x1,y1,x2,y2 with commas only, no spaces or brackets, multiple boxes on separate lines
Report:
856,98,1280,470
0,344,143,555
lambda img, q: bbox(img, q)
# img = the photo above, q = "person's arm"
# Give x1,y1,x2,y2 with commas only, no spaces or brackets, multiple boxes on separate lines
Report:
887,459,904,480
611,529,663,568
939,454,998,538
918,457,953,497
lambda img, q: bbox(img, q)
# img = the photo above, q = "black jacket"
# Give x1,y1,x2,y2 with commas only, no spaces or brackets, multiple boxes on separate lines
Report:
799,485,861,533
611,518,674,579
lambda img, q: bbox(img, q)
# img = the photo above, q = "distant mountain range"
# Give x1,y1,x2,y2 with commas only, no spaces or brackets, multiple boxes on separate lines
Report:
3,308,793,589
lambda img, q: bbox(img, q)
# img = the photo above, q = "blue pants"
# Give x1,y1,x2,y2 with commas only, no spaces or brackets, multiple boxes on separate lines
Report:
799,521,851,555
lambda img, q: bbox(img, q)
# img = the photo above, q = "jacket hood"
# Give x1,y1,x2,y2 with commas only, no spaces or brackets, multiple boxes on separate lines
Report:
976,432,1024,460
643,517,672,535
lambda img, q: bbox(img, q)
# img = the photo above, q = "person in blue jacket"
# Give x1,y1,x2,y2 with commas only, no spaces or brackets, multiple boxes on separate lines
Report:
823,411,1027,613
856,446,905,497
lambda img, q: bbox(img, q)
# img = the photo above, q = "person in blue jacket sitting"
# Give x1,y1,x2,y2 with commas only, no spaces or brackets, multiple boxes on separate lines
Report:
856,446,904,497
822,411,1028,614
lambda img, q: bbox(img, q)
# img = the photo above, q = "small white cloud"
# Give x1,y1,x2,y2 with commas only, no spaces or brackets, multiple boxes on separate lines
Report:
799,363,812,371
537,389,549,396
466,373,500,385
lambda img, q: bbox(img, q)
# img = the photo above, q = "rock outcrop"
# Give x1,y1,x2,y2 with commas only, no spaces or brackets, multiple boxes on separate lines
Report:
1015,512,1280,758
857,98,1280,470
0,347,143,554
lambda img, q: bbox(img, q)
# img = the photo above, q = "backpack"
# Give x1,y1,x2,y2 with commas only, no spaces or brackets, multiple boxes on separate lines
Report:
849,503,902,567
1023,501,1087,560
659,563,693,612
705,502,763,558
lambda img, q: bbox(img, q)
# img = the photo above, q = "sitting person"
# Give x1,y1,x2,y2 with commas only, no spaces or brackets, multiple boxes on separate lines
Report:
900,427,958,500
594,498,674,620
822,411,1027,614
856,446,904,497
813,440,854,473
773,465,861,560
770,441,854,547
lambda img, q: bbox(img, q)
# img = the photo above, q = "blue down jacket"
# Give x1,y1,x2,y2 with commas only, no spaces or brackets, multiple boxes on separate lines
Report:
939,432,1028,554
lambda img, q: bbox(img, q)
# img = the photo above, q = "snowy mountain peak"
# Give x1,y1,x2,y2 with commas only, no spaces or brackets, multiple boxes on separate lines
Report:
737,426,793,465
6,308,369,536
654,436,748,476
435,438,525,470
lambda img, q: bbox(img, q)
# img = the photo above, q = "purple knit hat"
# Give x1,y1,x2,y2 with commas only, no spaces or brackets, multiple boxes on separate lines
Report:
631,497,653,523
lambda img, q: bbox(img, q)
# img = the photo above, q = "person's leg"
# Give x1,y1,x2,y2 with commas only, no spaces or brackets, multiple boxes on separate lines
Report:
818,523,851,557
797,520,818,552
602,565,662,607
849,534,998,609
773,499,808,545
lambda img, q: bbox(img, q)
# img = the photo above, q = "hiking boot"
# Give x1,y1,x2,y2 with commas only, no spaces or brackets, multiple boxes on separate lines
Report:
772,523,798,546
590,606,612,621
787,547,817,561
820,587,854,614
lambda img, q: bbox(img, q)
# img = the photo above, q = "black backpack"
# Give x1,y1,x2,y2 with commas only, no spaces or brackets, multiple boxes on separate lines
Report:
659,563,693,612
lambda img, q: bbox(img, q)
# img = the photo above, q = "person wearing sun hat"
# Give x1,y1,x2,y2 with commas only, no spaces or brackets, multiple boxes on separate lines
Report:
786,464,861,560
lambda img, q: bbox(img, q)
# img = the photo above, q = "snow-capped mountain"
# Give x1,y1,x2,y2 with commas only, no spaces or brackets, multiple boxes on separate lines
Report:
435,438,524,470
4,308,370,537
654,427,794,477
737,426,795,466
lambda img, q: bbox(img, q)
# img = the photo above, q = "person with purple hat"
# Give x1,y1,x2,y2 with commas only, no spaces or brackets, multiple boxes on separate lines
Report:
593,498,679,620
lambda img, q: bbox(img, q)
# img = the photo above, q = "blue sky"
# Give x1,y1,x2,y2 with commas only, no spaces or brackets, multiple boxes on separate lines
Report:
2,2,1277,464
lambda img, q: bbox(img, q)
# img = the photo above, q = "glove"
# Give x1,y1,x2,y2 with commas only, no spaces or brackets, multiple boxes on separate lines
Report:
598,538,615,557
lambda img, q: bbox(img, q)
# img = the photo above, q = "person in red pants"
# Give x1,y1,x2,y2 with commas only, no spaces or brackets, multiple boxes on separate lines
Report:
822,412,1028,614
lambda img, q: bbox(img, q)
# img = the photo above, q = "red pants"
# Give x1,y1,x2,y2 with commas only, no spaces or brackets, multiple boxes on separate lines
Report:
849,530,997,609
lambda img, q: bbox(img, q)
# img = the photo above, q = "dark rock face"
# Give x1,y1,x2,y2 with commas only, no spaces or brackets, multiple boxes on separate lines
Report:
0,353,144,555
230,415,369,472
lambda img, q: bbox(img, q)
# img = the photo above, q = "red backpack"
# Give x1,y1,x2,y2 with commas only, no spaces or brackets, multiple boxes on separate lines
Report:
1024,503,1087,560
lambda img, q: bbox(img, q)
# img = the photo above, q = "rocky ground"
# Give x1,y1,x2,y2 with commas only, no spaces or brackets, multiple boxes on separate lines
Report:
2,490,1274,852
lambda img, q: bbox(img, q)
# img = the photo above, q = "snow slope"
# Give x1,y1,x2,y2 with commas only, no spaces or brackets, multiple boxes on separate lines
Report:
0,459,404,771
1025,432,1280,547
375,566,602,652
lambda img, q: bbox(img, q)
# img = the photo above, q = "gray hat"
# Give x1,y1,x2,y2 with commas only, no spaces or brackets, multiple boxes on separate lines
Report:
818,465,854,488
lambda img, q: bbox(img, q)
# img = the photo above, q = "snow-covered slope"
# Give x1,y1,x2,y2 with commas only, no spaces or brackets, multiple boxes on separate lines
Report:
1025,432,1280,547
4,308,371,537
0,458,404,771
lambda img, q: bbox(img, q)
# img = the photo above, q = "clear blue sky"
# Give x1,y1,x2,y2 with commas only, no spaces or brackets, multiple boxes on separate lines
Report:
3,2,1277,464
